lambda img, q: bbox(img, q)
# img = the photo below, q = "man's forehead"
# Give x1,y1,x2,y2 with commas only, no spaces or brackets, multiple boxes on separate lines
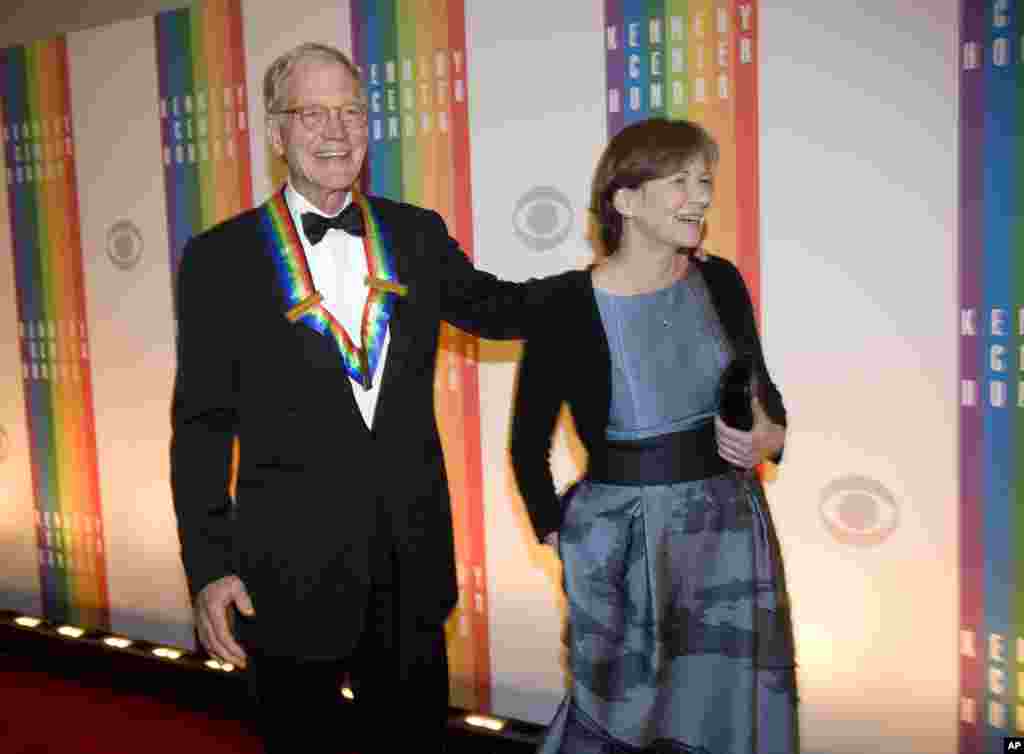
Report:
286,60,362,101
290,57,356,82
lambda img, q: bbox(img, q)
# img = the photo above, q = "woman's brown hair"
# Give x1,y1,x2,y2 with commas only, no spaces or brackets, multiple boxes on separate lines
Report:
590,118,719,255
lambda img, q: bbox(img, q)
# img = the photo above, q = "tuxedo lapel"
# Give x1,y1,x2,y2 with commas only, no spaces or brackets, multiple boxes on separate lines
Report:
373,198,416,400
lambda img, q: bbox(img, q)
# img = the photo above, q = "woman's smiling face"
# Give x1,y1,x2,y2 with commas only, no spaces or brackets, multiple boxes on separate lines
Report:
619,153,714,253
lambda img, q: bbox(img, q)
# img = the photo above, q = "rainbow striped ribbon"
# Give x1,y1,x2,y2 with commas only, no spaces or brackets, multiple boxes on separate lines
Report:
260,188,400,388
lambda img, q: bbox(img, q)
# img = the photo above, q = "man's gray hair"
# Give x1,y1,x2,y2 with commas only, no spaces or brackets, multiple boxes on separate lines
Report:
263,42,362,114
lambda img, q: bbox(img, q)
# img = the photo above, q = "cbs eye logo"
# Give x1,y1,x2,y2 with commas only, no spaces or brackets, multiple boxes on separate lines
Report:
819,475,899,547
106,220,144,271
512,186,573,252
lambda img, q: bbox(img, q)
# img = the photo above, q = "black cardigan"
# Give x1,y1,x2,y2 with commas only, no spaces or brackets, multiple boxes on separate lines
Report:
510,255,786,542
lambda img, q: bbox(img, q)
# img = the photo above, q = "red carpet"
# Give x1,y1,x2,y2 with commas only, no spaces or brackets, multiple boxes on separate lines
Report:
0,619,538,754
0,662,264,754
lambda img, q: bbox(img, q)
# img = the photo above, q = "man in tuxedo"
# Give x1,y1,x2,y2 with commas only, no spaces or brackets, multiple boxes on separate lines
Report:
170,42,534,752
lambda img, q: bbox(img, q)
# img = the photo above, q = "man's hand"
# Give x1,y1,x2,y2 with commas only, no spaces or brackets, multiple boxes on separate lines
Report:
195,574,254,668
715,396,785,469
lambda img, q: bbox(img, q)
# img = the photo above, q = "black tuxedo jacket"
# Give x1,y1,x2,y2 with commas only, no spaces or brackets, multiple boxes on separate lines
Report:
171,192,535,659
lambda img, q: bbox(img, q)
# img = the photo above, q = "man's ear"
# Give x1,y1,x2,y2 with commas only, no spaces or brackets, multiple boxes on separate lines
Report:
267,118,285,158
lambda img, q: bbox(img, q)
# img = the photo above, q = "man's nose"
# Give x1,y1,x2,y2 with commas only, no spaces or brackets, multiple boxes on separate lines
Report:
322,110,350,138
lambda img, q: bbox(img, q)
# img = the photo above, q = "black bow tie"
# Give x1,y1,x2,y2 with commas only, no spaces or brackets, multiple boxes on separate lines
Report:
301,203,364,244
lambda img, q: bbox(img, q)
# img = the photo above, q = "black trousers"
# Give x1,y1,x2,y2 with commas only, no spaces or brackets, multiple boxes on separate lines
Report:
244,558,450,754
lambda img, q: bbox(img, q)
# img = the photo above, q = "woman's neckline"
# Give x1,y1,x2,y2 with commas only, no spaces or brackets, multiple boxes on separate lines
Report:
590,253,695,297
592,274,688,299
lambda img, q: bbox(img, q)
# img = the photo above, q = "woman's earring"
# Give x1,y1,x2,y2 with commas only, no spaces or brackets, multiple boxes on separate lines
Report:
695,217,710,261
612,188,634,219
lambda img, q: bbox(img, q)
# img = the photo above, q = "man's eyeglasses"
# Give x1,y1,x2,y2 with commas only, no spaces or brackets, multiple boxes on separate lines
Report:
273,104,368,132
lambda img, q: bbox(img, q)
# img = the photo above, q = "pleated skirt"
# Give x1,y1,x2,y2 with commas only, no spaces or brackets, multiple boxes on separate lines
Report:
539,472,798,754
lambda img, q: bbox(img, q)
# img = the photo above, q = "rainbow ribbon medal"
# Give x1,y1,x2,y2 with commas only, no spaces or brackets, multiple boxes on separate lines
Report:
260,187,401,389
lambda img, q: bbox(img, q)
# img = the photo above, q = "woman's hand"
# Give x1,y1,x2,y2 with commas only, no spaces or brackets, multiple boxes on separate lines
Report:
715,396,785,469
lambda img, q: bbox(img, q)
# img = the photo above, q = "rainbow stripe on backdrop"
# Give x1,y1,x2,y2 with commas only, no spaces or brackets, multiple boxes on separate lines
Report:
155,0,252,281
1,38,110,629
352,0,491,712
958,1,1023,750
604,0,760,312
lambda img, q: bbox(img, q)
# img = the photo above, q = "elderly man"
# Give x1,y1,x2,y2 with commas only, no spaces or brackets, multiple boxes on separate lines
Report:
170,42,534,752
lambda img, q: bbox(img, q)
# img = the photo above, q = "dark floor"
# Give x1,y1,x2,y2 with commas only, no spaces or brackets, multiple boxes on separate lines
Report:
0,612,539,753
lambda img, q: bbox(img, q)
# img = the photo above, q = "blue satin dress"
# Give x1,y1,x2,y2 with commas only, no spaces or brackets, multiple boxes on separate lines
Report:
539,270,798,754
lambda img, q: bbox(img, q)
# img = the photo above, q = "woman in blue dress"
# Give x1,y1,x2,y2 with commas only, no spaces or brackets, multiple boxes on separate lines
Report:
511,118,798,754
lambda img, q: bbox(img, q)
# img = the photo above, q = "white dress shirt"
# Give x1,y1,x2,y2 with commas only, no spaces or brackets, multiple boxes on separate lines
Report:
285,183,389,429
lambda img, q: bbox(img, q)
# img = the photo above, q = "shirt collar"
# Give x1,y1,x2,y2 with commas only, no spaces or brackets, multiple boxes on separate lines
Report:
285,182,353,250
284,181,351,218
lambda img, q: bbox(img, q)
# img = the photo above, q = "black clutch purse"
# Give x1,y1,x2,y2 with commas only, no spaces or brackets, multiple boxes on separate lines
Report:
717,353,755,431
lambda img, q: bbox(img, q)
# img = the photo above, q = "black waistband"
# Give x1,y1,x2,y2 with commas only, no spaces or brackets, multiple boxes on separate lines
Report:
588,422,732,485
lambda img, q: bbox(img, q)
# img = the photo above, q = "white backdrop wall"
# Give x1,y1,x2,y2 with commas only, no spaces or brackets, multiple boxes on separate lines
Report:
0,2,959,752
68,16,185,643
759,2,957,752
